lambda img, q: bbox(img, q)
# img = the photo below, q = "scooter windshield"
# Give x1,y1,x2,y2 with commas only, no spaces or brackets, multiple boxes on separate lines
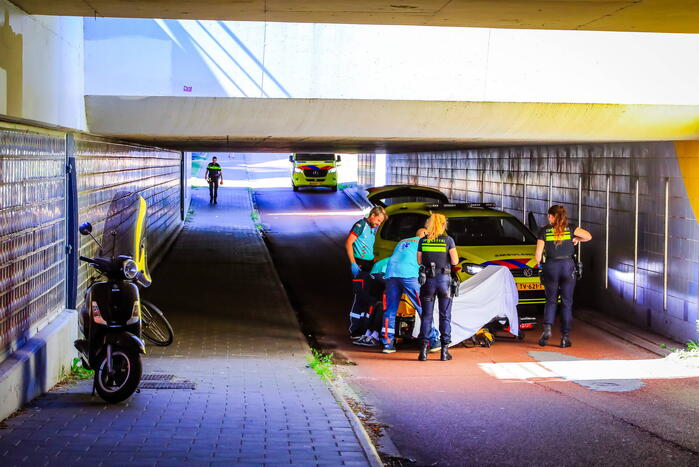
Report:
100,192,152,286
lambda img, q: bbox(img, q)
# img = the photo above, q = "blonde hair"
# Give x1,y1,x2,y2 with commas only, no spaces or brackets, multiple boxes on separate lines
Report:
425,213,447,241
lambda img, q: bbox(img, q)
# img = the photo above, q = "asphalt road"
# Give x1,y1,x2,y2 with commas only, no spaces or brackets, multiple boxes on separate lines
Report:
250,154,699,467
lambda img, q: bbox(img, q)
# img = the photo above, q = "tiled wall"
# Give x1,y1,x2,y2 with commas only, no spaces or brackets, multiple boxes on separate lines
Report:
0,125,66,355
0,123,183,356
381,142,698,343
357,154,376,187
75,135,182,303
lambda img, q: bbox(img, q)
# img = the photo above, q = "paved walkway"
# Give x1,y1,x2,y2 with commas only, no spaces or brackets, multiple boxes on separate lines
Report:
0,154,373,466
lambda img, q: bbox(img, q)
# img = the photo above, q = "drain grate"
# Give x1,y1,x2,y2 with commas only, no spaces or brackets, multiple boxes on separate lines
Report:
142,374,175,381
139,380,196,390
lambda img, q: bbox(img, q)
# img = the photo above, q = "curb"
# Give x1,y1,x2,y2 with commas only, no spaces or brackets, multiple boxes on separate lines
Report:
326,381,385,467
245,179,385,467
576,308,676,357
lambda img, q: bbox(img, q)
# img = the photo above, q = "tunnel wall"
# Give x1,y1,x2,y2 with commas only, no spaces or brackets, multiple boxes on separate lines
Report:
0,121,183,359
83,18,699,106
74,135,182,304
377,142,698,343
0,0,86,129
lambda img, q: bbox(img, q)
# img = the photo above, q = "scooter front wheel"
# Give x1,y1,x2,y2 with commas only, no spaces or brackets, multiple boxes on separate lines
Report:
94,347,142,403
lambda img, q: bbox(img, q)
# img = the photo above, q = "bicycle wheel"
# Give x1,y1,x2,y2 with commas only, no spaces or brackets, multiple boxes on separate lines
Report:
140,300,174,346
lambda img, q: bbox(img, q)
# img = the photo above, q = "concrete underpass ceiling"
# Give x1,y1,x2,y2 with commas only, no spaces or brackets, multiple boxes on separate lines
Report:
13,0,699,33
85,96,699,153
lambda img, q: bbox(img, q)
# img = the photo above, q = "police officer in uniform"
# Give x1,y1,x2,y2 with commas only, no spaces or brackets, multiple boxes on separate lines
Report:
345,206,387,276
417,213,459,361
535,205,592,348
205,156,223,204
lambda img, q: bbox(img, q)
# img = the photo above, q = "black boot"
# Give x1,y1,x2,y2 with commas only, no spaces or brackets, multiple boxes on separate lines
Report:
440,344,452,361
538,324,552,347
560,334,572,348
418,341,428,361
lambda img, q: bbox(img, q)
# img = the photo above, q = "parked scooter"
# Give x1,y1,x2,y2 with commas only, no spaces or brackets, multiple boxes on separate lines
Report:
74,194,151,403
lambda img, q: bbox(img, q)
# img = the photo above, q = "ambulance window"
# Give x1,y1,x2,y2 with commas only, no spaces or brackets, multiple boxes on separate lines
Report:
380,213,429,242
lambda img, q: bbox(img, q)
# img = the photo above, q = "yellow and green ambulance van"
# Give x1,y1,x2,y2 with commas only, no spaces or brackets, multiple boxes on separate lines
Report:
289,153,341,192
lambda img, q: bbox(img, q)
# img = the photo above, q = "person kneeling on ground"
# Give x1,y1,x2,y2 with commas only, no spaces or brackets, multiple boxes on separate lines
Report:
380,228,428,354
352,258,389,347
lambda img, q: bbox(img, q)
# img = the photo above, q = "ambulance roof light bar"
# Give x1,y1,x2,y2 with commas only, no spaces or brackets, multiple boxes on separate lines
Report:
424,202,497,209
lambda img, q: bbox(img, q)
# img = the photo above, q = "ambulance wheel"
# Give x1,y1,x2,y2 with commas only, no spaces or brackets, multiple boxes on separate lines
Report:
293,184,299,192
331,185,338,192
517,332,525,341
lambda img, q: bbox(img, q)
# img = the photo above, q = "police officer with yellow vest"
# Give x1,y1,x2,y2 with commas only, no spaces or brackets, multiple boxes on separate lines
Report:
535,205,592,348
205,157,224,204
417,213,459,361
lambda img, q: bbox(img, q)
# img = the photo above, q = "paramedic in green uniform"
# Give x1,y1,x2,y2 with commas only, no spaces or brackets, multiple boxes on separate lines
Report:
345,206,387,276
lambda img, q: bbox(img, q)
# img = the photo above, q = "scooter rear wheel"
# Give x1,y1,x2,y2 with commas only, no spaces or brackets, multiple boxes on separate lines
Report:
141,300,174,346
94,347,142,403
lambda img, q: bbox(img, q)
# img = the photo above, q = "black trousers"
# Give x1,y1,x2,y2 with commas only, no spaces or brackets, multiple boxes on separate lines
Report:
542,258,577,334
208,179,219,201
419,274,452,345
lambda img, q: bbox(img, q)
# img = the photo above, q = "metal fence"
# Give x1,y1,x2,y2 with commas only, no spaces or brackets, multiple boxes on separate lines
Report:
0,122,183,356
0,125,67,356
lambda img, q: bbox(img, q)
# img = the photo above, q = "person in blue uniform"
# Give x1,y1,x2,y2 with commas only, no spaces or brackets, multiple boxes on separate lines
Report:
379,228,427,354
535,205,592,348
205,157,224,204
345,207,387,276
417,213,459,361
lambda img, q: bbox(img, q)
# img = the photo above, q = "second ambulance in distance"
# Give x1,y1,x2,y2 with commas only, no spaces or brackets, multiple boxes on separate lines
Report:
289,153,341,192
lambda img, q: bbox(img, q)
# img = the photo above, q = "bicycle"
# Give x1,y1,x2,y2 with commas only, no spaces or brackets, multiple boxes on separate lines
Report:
140,300,174,346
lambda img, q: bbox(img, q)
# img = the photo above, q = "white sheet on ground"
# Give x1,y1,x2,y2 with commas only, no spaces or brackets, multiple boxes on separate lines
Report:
412,265,519,346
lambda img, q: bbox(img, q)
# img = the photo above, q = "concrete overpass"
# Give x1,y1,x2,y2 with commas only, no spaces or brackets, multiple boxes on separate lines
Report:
12,0,699,33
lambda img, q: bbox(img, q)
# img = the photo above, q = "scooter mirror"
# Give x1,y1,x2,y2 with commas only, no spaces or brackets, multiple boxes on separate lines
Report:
336,155,342,162
78,222,93,236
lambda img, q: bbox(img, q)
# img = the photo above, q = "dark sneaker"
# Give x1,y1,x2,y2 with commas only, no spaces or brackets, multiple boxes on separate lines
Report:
429,339,442,353
382,343,396,354
354,335,379,347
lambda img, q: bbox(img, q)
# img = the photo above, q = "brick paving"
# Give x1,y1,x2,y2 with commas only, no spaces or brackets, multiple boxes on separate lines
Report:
0,155,372,466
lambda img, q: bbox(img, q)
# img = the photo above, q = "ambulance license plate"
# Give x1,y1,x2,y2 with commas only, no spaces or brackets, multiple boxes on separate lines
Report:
517,283,545,291
310,182,321,186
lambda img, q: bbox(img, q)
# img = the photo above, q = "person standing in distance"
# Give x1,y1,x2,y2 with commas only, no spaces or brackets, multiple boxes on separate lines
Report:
535,205,592,348
345,207,387,276
205,156,224,204
417,213,459,361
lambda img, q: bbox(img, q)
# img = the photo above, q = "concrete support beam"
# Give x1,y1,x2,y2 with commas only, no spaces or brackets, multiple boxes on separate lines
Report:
12,0,699,33
85,96,699,152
